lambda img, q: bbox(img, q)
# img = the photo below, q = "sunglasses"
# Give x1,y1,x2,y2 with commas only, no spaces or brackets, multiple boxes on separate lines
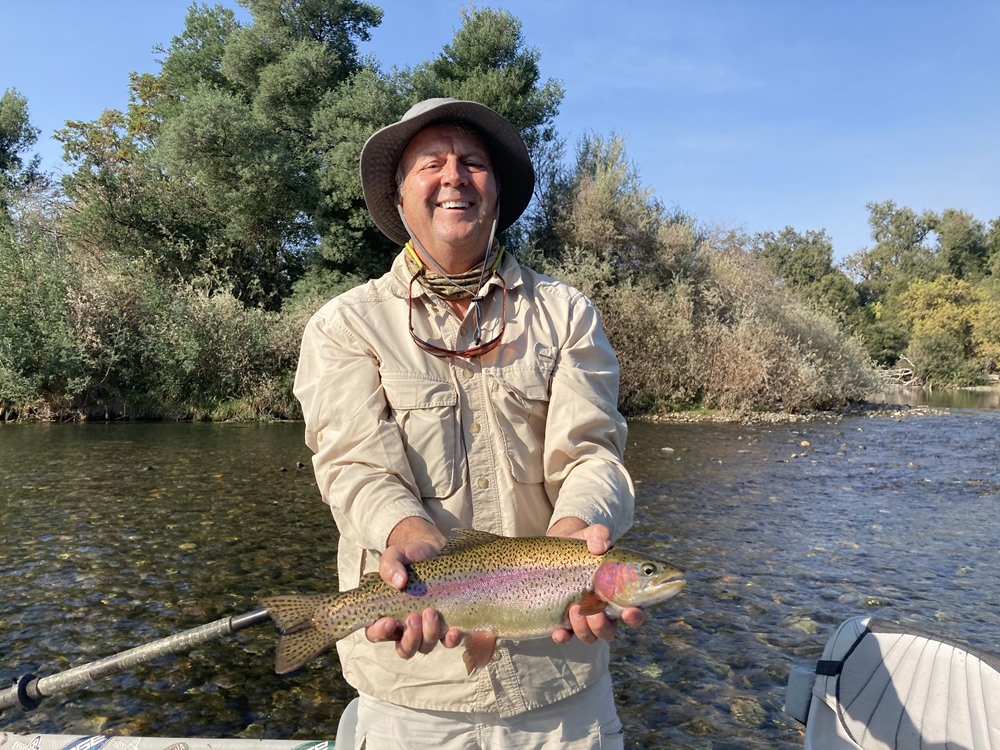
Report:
408,272,508,359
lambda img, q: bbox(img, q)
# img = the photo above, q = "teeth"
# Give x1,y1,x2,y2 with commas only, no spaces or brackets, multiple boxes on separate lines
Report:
440,201,472,209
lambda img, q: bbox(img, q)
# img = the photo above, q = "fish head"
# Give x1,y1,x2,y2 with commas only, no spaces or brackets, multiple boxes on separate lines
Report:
592,550,686,611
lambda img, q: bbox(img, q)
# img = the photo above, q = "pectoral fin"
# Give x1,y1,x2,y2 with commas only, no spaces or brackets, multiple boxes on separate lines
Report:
578,591,609,617
462,631,498,675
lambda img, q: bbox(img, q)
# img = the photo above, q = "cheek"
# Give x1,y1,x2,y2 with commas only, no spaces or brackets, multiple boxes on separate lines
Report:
477,177,499,211
593,563,638,603
399,177,433,209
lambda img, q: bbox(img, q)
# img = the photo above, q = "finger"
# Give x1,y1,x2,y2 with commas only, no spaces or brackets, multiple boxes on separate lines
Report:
418,609,441,655
395,612,424,659
568,605,598,644
621,606,646,628
551,627,573,645
442,627,464,649
365,616,401,644
587,613,619,642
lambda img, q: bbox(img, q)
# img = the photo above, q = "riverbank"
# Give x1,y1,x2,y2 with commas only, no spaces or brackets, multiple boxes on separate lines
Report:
646,384,1000,424
647,401,940,425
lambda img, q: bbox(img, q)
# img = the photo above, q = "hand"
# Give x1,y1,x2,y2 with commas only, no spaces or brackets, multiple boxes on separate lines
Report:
364,517,463,658
546,520,647,645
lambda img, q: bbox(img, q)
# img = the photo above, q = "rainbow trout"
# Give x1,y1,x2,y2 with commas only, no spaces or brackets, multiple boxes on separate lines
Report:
261,530,685,675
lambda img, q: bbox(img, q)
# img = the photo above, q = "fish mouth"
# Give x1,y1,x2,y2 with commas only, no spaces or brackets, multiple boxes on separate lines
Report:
656,570,686,586
660,578,686,592
653,572,686,597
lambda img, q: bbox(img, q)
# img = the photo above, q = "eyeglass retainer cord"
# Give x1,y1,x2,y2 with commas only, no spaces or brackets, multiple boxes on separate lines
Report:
396,202,500,346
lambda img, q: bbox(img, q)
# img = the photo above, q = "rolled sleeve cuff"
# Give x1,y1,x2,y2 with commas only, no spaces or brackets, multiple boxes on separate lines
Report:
547,495,633,542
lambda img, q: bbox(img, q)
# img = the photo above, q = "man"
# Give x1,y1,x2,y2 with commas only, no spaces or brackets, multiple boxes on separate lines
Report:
294,98,640,749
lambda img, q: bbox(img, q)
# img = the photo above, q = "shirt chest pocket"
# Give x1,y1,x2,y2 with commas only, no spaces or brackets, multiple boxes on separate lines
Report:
381,374,461,499
487,357,554,485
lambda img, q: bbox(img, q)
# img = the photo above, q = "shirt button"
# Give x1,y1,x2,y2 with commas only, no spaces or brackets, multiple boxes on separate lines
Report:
316,430,324,443
463,368,474,379
491,650,502,662
477,476,490,489
470,422,481,434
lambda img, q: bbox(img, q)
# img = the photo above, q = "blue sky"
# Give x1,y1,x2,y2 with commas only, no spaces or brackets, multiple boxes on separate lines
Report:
3,1,998,259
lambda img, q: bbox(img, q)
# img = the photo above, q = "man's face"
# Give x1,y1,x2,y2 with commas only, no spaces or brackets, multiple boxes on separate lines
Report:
397,123,499,270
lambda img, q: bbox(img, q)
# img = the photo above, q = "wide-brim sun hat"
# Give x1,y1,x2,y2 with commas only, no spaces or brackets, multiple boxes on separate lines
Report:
360,98,535,246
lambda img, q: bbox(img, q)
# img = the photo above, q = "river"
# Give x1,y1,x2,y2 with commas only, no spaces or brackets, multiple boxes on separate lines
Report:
1,394,998,748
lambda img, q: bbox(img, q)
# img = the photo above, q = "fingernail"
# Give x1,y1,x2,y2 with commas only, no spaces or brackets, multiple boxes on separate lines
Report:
392,572,406,588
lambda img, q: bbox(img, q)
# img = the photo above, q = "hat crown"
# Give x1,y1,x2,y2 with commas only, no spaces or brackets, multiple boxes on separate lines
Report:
401,98,462,122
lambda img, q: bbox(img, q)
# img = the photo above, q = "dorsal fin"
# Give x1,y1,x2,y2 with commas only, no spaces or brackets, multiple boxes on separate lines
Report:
440,528,505,556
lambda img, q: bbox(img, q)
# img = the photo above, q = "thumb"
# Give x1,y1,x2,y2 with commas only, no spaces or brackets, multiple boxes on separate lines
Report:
583,524,612,555
379,548,409,590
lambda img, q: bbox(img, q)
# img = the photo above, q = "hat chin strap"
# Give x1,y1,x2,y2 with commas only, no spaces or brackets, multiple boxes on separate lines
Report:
396,202,500,295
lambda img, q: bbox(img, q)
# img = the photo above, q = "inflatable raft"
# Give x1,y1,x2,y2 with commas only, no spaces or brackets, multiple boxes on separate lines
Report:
0,737,332,750
0,700,358,750
785,616,1000,749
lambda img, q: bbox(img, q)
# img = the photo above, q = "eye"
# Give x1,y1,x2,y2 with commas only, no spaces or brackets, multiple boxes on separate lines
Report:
641,563,657,577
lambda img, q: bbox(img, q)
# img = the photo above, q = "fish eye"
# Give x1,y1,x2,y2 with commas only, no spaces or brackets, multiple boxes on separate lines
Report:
641,563,657,576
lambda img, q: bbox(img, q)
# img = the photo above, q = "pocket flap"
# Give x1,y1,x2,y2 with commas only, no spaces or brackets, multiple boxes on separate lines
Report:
382,374,457,410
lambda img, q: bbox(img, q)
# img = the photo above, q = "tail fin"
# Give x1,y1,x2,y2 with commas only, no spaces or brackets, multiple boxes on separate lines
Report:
260,594,341,674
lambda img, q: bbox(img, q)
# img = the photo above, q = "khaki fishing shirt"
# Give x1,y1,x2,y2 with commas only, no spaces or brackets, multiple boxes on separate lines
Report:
293,250,635,717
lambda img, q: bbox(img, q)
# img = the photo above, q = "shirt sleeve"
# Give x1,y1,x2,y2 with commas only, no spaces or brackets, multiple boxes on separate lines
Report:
543,291,635,541
293,304,432,552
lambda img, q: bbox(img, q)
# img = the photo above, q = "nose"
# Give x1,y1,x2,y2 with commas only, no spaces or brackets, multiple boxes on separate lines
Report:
440,155,469,186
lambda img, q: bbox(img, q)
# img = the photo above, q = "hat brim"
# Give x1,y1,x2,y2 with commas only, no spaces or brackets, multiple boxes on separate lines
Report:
360,99,535,246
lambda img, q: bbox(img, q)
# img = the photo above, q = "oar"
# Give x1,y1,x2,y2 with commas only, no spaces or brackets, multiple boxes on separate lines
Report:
0,608,271,715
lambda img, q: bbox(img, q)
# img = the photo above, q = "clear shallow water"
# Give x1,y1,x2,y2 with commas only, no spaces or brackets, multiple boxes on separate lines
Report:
1,407,998,748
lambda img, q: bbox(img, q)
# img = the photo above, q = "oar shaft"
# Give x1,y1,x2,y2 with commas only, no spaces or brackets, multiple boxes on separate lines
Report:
1,608,271,714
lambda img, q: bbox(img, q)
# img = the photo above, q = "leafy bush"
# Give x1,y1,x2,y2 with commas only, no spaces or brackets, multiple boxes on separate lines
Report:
538,232,876,416
896,276,997,385
0,190,90,419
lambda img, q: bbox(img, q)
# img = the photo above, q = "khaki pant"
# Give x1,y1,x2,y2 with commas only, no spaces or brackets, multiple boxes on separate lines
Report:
353,672,624,749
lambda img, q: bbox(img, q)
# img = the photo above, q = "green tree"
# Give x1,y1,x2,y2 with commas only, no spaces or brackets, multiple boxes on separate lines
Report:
58,1,383,308
935,209,989,281
0,89,41,215
844,200,938,306
898,276,985,384
58,3,563,302
405,7,562,153
988,217,1000,276
971,281,1000,373
843,200,940,365
752,226,860,322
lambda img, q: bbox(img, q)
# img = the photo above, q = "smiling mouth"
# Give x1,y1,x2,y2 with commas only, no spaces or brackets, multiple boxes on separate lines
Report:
438,201,475,210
